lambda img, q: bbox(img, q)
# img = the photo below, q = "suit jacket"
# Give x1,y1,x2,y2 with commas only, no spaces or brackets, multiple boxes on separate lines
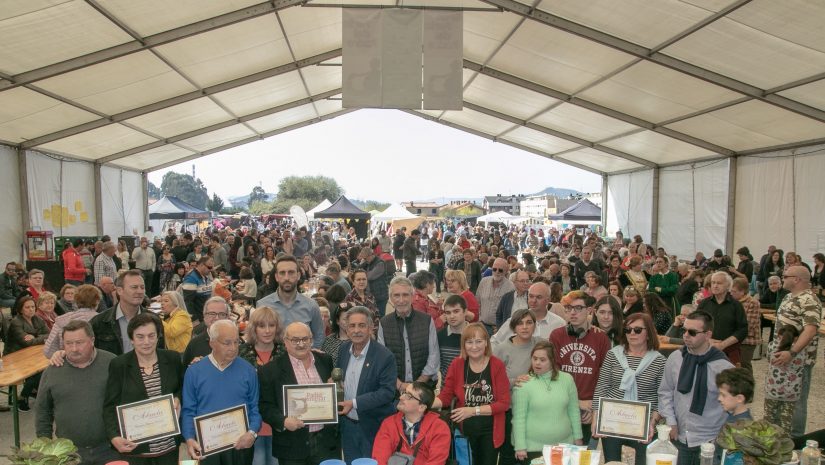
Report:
103,349,184,455
90,306,165,356
259,351,339,461
336,340,398,442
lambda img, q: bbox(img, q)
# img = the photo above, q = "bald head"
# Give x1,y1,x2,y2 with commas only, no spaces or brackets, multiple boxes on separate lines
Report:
527,282,550,316
783,265,811,293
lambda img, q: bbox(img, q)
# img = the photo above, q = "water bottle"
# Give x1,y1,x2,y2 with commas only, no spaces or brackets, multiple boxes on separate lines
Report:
801,440,821,465
700,442,715,465
647,425,679,465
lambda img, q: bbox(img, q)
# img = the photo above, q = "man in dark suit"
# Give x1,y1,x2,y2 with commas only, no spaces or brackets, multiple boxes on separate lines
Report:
259,322,339,465
337,306,397,463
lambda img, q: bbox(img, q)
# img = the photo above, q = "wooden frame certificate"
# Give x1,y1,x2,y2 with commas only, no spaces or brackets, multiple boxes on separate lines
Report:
283,383,338,424
116,394,180,445
595,399,651,441
194,404,250,457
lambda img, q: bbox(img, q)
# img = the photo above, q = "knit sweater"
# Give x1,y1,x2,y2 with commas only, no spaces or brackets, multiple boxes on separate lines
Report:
492,336,543,387
35,350,116,447
511,371,582,452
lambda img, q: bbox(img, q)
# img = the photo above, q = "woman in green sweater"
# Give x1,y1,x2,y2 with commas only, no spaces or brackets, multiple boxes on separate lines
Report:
512,340,582,462
647,256,679,312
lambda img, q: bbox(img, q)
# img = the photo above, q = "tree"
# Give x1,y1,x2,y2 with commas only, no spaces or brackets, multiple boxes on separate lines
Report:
207,193,224,213
363,200,390,212
248,186,268,205
270,176,343,213
160,172,209,210
147,181,162,200
248,200,274,215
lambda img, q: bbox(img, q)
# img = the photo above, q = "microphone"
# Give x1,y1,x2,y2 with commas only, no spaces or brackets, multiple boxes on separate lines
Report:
331,368,345,412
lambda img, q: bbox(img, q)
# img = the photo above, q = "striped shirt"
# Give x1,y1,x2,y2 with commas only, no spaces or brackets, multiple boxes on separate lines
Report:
288,354,323,432
436,327,463,380
140,363,176,455
592,349,666,414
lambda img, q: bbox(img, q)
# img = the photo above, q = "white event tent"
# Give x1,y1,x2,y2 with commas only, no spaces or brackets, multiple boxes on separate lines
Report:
1,1,825,262
306,199,333,220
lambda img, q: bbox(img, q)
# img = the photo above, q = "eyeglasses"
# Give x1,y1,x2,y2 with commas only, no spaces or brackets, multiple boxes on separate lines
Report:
564,305,587,313
400,391,422,402
286,337,312,345
492,268,506,273
624,327,645,335
685,329,708,337
204,312,229,318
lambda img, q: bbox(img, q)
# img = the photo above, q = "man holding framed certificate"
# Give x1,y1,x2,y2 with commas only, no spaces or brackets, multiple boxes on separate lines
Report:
259,322,340,465
181,320,261,464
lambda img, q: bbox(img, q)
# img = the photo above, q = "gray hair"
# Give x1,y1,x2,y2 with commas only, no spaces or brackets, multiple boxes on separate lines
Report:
102,241,116,251
389,276,413,291
208,319,237,340
711,271,733,289
767,275,782,284
161,291,187,312
204,295,229,313
345,306,375,328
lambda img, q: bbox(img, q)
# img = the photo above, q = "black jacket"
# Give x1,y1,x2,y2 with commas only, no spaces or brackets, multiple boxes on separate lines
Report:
258,351,339,461
0,272,21,301
90,306,165,356
453,259,482,294
103,349,184,455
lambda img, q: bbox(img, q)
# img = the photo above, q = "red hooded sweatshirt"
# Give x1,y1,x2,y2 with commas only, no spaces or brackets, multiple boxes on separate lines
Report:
373,411,451,465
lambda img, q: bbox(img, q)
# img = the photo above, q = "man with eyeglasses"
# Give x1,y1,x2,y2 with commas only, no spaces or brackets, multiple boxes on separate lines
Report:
182,296,231,367
772,265,822,436
495,270,531,328
476,258,516,335
372,381,451,465
258,255,326,348
259,322,340,465
658,310,733,465
182,320,261,465
182,256,215,325
695,271,748,364
549,290,610,445
492,282,565,345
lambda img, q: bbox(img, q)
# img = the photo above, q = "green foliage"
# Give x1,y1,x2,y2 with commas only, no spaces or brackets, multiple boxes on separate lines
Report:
270,176,343,213
716,420,794,465
248,200,275,215
207,193,225,213
147,181,162,199
10,437,81,465
362,200,390,212
220,206,245,215
248,186,269,205
159,172,209,210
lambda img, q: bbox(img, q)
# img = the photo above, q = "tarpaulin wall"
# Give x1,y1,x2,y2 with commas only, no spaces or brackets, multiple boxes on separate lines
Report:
0,145,23,262
26,150,98,236
734,144,825,260
101,166,145,237
657,159,729,260
606,169,653,243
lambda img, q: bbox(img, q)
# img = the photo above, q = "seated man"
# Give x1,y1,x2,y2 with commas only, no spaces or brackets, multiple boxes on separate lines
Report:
372,381,451,465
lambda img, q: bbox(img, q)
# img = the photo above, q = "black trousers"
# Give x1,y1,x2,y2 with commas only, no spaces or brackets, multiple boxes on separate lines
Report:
499,410,515,465
467,431,498,465
122,449,179,465
405,259,417,276
200,447,254,465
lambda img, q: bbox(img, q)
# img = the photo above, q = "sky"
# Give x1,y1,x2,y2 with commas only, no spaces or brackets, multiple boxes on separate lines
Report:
148,109,601,204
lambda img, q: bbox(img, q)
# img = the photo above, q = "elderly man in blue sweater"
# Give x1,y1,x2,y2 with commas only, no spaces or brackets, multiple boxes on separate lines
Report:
182,320,261,464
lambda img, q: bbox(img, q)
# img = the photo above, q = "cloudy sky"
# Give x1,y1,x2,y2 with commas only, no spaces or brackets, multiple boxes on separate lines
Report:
148,109,601,203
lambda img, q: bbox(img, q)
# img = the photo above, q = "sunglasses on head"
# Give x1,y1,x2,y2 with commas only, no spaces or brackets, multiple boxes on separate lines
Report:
624,327,645,334
685,329,708,337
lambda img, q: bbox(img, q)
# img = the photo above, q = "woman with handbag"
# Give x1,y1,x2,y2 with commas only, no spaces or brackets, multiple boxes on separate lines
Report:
432,323,510,465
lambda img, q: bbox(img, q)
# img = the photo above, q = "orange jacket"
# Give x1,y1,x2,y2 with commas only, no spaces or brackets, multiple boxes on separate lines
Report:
373,411,451,465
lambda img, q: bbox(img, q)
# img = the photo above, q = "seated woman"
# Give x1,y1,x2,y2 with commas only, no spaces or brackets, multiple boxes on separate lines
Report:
56,284,77,315
622,287,644,316
6,296,49,411
642,293,673,336
580,271,608,301
619,256,648,295
35,291,60,331
593,296,623,347
648,255,679,311
159,291,193,353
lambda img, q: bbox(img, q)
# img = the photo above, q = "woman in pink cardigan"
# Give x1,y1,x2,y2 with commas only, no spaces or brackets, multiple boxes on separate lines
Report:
432,323,510,465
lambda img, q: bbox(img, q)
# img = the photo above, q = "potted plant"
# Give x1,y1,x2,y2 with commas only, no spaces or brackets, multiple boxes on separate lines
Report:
716,420,795,465
9,437,81,465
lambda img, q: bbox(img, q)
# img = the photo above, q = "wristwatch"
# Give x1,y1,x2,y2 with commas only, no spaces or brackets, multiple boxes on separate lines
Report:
248,430,258,439
475,407,481,416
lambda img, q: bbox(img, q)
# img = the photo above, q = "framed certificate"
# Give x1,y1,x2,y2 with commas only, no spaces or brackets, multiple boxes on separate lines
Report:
116,394,180,445
283,383,338,424
194,404,250,457
595,399,652,441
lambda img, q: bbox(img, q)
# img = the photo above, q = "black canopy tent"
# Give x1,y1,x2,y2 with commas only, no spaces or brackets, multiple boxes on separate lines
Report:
148,196,211,220
313,195,370,238
549,198,602,224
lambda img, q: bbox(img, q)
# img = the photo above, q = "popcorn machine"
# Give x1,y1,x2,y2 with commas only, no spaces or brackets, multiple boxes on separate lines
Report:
26,230,54,261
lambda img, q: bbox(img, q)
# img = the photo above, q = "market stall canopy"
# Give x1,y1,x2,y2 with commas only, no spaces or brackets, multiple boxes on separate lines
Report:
306,199,332,220
373,203,419,222
313,195,370,219
549,198,601,224
476,211,514,223
148,196,211,220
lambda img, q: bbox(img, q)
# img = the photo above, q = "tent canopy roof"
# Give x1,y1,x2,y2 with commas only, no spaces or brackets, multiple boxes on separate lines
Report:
550,198,601,222
2,1,825,175
374,203,419,221
306,199,332,219
314,195,370,219
148,195,210,220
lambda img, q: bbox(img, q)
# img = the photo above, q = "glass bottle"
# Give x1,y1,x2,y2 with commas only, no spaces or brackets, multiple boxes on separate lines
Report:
700,442,715,465
801,440,821,465
647,425,679,465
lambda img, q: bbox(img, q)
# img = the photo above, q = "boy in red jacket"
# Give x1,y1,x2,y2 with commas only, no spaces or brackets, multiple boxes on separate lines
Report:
373,382,451,465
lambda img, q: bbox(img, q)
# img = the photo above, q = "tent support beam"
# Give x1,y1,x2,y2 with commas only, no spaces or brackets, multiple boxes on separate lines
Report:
651,168,660,248
0,0,308,92
478,0,825,124
93,163,104,236
20,49,343,150
725,157,737,254
601,174,608,235
17,148,31,252
142,172,149,231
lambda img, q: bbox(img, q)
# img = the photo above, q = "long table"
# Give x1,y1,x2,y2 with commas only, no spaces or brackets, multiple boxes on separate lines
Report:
762,311,825,336
0,345,50,447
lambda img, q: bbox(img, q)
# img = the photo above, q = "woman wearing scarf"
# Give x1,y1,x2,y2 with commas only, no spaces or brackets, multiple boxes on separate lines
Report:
593,313,666,465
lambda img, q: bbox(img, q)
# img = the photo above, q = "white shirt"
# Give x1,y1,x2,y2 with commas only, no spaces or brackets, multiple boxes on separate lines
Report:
491,310,566,346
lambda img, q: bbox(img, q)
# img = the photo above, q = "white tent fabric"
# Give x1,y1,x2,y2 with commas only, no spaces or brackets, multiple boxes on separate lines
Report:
101,166,146,236
476,211,514,223
306,199,332,220
26,150,97,236
373,204,418,222
606,170,653,241
0,145,22,261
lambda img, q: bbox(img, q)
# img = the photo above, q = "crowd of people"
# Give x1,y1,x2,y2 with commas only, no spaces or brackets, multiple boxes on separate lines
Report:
0,221,822,465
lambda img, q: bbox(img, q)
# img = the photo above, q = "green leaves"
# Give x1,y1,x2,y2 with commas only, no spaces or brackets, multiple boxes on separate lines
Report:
716,420,795,465
9,438,81,465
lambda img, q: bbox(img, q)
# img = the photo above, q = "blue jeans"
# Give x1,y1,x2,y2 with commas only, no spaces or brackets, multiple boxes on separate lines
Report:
253,435,277,465
792,364,814,436
340,417,372,464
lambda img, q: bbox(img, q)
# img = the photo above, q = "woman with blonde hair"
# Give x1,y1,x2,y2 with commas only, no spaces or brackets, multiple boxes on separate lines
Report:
158,291,193,352
445,269,479,322
35,291,59,330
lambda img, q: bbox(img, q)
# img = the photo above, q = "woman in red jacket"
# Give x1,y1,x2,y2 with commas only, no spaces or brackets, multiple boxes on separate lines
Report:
432,323,510,465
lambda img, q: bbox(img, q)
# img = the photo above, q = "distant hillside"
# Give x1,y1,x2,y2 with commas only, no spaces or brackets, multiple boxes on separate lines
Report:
530,186,583,198
227,193,276,208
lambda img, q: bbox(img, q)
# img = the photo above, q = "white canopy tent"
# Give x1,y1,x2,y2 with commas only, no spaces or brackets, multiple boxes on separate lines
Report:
1,1,824,261
306,199,332,220
373,204,419,222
